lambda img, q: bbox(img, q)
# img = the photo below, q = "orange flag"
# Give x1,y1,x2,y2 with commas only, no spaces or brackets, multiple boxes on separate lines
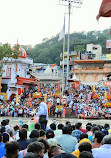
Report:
52,64,56,67
57,83,60,93
37,82,40,92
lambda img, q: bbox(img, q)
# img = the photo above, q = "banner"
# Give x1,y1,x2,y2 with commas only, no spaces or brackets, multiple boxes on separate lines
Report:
106,40,111,48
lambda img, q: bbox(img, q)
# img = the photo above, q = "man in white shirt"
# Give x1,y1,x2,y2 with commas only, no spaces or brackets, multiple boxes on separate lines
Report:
36,97,48,131
92,135,111,158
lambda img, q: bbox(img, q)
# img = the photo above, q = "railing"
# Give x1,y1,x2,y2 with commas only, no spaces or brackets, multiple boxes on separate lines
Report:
31,72,62,80
2,57,33,65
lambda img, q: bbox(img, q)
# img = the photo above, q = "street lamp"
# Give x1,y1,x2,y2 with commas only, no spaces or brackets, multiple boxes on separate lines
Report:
59,0,83,86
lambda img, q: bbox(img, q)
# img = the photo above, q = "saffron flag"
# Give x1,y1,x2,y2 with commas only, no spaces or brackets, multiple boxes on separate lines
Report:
52,63,56,67
97,0,111,20
58,15,65,41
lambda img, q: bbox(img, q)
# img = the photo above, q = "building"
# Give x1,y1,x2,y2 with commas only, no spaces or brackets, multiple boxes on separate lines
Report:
31,63,62,85
86,44,102,59
60,43,102,84
1,47,37,100
73,59,111,85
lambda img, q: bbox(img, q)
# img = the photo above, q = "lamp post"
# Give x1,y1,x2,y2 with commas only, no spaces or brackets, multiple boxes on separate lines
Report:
59,0,83,86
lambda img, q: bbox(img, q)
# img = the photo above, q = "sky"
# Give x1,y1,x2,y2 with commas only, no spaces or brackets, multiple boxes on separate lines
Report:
0,0,111,46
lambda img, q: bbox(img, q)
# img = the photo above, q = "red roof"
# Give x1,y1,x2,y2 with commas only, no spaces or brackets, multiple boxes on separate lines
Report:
74,60,105,64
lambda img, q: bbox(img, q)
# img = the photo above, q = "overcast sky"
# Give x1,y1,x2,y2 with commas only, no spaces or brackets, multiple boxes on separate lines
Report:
0,0,111,46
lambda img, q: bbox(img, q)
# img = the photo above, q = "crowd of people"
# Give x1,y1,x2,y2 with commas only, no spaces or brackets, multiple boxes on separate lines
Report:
0,84,111,119
0,118,111,158
0,83,111,158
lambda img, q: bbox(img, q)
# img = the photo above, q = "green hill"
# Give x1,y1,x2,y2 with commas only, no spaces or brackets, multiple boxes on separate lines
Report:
25,28,111,65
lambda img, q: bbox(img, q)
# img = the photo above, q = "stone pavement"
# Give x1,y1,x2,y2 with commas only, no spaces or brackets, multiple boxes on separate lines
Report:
0,117,111,128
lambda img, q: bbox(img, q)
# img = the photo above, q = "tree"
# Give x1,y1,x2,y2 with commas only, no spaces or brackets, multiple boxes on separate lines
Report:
0,43,12,60
23,28,111,64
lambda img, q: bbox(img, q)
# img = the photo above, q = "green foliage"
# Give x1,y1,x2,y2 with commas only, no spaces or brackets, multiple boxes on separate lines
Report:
0,43,12,60
23,28,111,64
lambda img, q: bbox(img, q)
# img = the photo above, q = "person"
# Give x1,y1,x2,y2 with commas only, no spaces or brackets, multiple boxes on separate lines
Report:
17,128,30,150
28,129,40,143
88,126,99,143
35,123,41,131
27,142,45,158
72,139,91,158
36,97,48,131
53,124,63,137
55,126,77,153
38,139,50,158
1,120,7,127
22,124,30,139
48,145,76,158
50,123,56,131
46,129,58,146
86,125,92,136
5,119,10,130
79,151,94,158
13,125,19,140
2,132,10,143
79,142,92,154
38,130,46,140
4,141,19,158
92,131,104,149
6,128,15,141
72,123,82,141
92,135,111,158
75,133,88,150
102,124,110,135
0,133,5,158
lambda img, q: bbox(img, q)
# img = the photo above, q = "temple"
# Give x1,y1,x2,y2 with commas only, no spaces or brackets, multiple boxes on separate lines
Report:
1,47,37,100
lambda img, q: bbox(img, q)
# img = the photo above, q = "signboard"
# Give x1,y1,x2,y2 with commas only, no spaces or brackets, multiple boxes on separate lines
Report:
106,40,111,49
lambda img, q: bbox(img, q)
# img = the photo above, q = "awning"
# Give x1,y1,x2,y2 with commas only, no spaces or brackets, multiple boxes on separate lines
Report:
17,77,38,85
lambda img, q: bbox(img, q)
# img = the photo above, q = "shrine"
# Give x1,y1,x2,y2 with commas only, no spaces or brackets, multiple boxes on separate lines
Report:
1,47,37,100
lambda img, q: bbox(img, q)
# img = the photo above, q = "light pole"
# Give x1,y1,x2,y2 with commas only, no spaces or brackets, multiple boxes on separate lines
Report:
59,0,83,86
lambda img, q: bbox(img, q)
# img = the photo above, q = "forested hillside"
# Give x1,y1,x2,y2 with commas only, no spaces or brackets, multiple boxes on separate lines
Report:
25,28,111,65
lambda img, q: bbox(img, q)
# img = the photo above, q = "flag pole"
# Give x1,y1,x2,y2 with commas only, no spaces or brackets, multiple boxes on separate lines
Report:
62,32,65,99
62,14,65,99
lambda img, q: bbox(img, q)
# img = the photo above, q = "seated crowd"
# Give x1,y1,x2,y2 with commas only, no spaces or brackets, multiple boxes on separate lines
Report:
0,119,111,158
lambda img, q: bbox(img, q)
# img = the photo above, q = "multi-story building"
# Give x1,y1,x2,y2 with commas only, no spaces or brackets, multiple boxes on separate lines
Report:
60,43,102,84
73,59,111,85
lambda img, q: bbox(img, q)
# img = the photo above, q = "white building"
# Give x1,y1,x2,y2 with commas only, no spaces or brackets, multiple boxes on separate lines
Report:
31,63,62,85
1,47,37,100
